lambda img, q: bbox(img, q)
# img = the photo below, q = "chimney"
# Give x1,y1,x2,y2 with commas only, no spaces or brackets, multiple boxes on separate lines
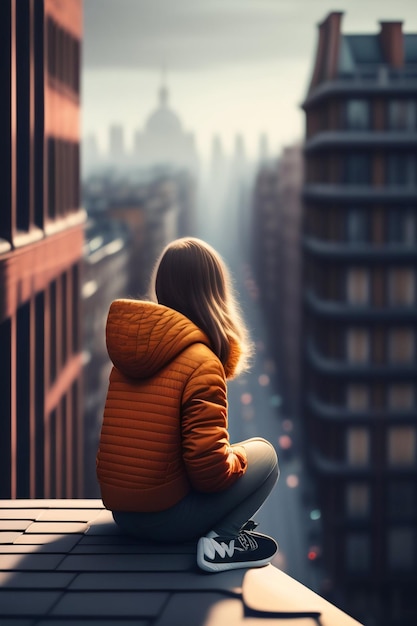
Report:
379,21,404,68
324,12,344,80
307,12,343,93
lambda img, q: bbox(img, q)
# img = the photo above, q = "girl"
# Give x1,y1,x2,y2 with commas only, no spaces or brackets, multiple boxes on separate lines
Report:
96,237,279,572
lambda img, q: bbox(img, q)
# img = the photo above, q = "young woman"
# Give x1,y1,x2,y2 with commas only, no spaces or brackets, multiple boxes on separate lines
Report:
96,237,279,572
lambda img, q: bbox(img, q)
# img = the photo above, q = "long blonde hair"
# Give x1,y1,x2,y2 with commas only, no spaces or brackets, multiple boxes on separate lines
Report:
150,237,253,377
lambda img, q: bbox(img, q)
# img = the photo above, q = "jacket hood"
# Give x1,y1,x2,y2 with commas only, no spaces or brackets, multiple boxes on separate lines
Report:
105,299,212,379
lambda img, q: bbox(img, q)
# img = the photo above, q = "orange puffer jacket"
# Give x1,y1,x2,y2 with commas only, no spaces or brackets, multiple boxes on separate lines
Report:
96,299,248,512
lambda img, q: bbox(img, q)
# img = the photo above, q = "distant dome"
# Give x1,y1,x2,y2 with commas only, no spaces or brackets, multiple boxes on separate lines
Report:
145,85,183,134
134,79,198,172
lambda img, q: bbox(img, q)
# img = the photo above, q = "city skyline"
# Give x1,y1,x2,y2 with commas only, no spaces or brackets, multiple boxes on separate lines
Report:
82,0,417,160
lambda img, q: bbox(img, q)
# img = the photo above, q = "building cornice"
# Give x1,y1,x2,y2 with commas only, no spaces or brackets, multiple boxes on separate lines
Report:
306,340,417,380
304,289,417,321
306,393,417,424
302,236,417,262
303,184,417,204
302,73,417,109
304,131,417,152
309,448,417,477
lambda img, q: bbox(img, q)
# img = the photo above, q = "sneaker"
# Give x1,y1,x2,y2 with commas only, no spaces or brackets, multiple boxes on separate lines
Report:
197,527,278,573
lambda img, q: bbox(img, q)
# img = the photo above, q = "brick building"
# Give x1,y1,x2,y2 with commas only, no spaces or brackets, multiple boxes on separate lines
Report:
301,12,417,624
0,0,84,498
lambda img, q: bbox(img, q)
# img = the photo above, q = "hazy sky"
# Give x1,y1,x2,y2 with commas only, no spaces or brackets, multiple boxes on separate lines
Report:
82,0,417,160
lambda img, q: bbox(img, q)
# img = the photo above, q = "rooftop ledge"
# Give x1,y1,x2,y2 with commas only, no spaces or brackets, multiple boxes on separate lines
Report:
0,499,363,626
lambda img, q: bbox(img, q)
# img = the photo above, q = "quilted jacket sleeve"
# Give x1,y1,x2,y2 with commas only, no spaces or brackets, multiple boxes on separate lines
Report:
181,359,248,492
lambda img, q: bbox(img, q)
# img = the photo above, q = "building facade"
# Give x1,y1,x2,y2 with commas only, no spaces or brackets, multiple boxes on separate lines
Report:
0,0,84,498
275,146,304,419
302,12,417,624
251,145,303,419
251,161,281,331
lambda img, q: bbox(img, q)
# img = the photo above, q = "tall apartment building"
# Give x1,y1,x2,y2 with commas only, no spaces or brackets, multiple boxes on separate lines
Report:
275,146,303,419
251,146,303,419
0,0,84,498
302,12,417,625
251,162,280,323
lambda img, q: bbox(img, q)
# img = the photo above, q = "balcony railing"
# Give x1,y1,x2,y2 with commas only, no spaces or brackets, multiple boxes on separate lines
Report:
305,339,417,380
302,236,417,260
310,447,417,478
303,67,417,107
303,184,417,204
306,393,417,424
304,131,417,152
304,289,417,321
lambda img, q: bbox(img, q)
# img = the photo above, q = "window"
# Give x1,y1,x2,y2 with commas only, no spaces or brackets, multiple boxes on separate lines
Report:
347,268,370,304
346,532,371,572
347,428,370,466
346,483,370,518
0,0,12,236
49,281,57,385
387,481,417,519
347,328,370,363
346,384,370,411
388,328,415,363
344,154,371,185
345,99,370,130
47,138,79,220
387,427,416,466
387,528,415,571
388,268,415,305
387,154,416,186
388,100,417,131
388,384,415,410
16,0,31,232
0,318,12,497
16,302,31,496
387,209,416,245
346,209,368,243
404,211,417,245
71,265,80,354
46,17,80,97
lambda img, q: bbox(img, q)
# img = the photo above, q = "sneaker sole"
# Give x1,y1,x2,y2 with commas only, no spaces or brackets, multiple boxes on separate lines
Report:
197,541,277,573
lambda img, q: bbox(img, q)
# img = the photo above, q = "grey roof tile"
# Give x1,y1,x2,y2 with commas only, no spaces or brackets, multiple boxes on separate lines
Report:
0,571,76,589
0,508,44,520
36,509,104,523
0,545,69,555
0,590,62,616
0,553,65,570
0,520,33,531
0,499,102,509
0,499,363,626
68,570,244,592
0,532,23,544
56,552,195,571
72,540,196,554
50,590,169,618
24,521,88,534
13,534,81,551
1,617,37,626
36,621,149,626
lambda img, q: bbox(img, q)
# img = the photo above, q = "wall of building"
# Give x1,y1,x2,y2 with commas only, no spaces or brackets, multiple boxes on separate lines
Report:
0,0,84,498
302,12,417,625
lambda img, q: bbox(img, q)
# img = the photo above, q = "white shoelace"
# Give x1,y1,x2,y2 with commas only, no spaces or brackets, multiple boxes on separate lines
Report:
203,531,258,560
237,531,258,551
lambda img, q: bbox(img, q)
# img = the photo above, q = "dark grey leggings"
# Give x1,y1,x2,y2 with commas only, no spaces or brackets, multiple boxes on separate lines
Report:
112,437,279,543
